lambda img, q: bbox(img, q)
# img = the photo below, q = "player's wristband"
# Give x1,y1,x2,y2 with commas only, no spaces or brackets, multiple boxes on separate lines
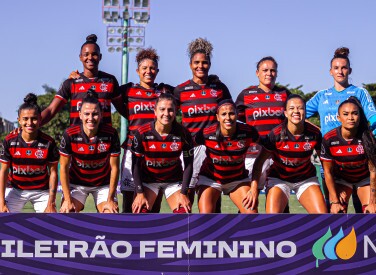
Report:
330,201,340,205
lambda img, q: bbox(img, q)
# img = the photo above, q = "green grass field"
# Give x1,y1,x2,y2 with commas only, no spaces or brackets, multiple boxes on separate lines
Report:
22,192,355,213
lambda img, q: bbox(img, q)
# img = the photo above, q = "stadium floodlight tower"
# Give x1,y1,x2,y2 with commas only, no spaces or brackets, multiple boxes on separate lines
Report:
102,0,151,145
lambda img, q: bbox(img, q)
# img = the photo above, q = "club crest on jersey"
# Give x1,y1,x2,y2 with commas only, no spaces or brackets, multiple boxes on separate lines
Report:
26,150,32,156
98,143,107,153
100,83,108,92
336,100,340,105
210,89,217,97
170,142,179,151
201,90,206,96
161,143,167,149
89,145,95,151
237,140,245,148
265,95,271,100
356,145,364,154
303,142,312,151
35,150,44,159
274,94,282,101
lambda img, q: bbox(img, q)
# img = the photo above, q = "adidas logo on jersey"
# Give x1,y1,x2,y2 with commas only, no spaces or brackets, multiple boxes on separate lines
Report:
136,91,142,95
79,86,85,91
323,100,329,104
78,147,84,152
336,149,342,154
283,145,289,149
149,144,156,149
190,93,196,98
14,151,21,156
253,96,259,101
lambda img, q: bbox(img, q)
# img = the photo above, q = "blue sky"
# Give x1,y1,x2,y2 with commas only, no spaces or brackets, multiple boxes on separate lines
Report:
1,0,375,121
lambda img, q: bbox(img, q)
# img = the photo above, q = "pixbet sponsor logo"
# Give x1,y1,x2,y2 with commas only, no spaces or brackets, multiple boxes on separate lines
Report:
324,114,339,124
187,105,216,116
252,107,283,120
146,159,177,167
13,166,46,175
134,102,154,114
76,160,106,169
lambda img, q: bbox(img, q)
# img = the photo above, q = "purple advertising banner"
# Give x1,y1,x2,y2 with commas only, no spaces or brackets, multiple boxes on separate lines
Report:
0,214,375,274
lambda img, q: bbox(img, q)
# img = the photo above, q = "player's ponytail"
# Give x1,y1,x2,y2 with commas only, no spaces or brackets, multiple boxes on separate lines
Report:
18,93,41,116
82,89,102,111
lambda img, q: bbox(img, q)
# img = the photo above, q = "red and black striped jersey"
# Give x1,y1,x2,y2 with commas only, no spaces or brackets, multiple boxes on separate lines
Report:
131,121,193,183
263,122,321,183
235,86,290,138
195,122,259,184
121,82,174,144
56,71,120,125
0,131,59,190
174,79,232,137
59,124,120,187
320,127,368,183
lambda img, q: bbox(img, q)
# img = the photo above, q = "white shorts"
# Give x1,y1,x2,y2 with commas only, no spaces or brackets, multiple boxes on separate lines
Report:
336,177,370,189
197,175,252,195
143,181,182,198
266,176,320,200
69,184,116,206
120,149,134,192
181,145,206,188
245,156,272,190
5,188,50,213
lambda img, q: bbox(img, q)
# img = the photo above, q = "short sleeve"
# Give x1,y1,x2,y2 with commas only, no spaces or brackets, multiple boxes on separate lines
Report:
55,79,72,103
131,131,144,157
48,140,60,163
59,131,72,156
0,139,11,164
262,132,276,152
110,130,121,156
320,137,332,162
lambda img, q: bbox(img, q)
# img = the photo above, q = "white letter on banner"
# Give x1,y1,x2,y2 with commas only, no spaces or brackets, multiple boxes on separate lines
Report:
54,241,68,258
255,241,274,258
276,241,296,258
364,236,376,258
35,241,52,257
176,241,201,258
17,241,33,257
140,241,156,258
158,241,175,258
69,241,89,258
240,241,254,258
90,236,111,258
111,241,132,258
1,240,15,257
218,241,238,258
203,241,217,258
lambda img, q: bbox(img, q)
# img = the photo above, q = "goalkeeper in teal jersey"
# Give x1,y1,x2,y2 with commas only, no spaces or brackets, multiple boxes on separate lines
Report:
306,47,376,213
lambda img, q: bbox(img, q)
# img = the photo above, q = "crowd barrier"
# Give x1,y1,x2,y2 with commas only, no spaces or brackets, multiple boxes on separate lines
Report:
0,213,375,274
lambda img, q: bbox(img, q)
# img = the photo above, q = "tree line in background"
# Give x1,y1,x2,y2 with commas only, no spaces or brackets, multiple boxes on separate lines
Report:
2,83,376,144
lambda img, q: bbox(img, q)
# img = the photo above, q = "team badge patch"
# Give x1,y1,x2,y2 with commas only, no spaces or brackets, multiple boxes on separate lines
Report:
303,142,311,151
89,145,95,151
60,137,66,149
265,95,270,100
161,144,167,149
146,92,152,97
237,140,245,148
201,90,206,96
210,89,217,97
321,144,325,154
347,147,352,153
274,94,282,101
100,83,108,92
294,144,300,149
91,85,96,90
98,143,107,152
356,145,364,154
170,142,179,151
35,150,44,159
26,150,32,156
227,142,232,147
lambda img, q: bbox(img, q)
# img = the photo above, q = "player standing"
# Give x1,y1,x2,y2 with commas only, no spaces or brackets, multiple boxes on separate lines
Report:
59,91,120,213
131,93,193,213
0,93,59,213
